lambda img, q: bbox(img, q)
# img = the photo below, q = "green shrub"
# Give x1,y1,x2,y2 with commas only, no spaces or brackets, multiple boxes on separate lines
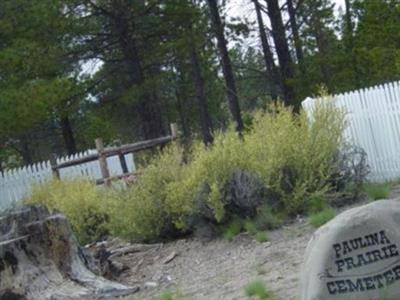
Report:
243,219,258,235
26,179,109,244
222,217,244,241
223,170,266,218
245,102,346,215
253,205,284,231
307,194,327,214
364,183,390,200
173,130,250,223
309,207,336,228
155,289,185,300
109,144,189,241
26,144,189,243
222,217,270,242
327,145,369,207
244,280,271,299
157,291,173,300
26,101,347,243
173,101,346,225
255,231,269,243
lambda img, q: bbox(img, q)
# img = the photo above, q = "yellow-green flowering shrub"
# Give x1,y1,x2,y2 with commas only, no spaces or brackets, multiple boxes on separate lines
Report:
108,144,189,241
173,100,346,218
170,130,250,222
27,100,347,242
244,101,346,214
26,179,110,244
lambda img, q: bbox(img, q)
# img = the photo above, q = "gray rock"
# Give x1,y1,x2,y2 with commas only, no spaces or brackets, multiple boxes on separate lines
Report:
144,281,158,288
301,200,400,300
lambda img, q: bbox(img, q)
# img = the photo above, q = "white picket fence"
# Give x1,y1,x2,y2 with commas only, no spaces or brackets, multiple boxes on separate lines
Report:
302,81,400,183
0,150,135,210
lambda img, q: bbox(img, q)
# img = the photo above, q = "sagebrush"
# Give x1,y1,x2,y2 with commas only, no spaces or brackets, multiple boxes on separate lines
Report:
28,101,355,242
26,179,110,244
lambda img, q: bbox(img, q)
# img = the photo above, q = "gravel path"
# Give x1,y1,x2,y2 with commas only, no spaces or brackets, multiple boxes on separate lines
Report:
109,191,399,300
112,221,314,300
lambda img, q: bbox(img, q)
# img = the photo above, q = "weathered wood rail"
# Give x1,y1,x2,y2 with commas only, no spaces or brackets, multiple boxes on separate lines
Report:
0,123,178,209
50,123,178,185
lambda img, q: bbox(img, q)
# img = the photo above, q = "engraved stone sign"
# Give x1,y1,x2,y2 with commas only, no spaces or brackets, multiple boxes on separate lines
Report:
301,200,400,300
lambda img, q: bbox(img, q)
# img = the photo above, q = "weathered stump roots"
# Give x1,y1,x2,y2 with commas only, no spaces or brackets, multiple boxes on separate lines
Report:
0,205,138,299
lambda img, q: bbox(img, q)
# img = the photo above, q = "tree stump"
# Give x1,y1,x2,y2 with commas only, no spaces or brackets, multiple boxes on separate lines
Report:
0,205,138,299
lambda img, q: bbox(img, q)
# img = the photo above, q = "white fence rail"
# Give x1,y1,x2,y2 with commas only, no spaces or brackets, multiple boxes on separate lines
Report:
302,81,400,183
0,150,135,210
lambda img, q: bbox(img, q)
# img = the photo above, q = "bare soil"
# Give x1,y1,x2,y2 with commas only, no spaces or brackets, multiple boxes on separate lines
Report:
103,189,400,300
107,220,313,300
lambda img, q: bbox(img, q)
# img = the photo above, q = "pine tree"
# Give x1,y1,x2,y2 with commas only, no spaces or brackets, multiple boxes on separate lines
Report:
252,0,280,99
206,0,244,134
264,0,298,110
0,0,84,159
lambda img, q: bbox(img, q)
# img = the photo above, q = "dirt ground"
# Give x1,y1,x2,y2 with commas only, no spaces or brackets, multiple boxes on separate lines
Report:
99,189,399,300
103,220,313,300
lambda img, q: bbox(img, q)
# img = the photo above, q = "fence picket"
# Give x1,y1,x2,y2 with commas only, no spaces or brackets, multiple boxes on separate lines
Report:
303,81,400,182
0,149,136,210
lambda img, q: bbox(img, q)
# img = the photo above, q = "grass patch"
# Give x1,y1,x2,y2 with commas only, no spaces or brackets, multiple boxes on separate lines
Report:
155,289,186,300
244,219,258,235
364,183,390,200
244,280,271,299
254,205,284,231
222,218,270,243
255,231,269,243
223,218,243,241
307,195,326,214
157,291,173,300
309,207,335,228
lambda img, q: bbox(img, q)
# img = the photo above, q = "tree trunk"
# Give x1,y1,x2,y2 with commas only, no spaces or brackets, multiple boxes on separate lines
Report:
19,135,33,165
344,0,353,39
60,116,77,155
252,0,280,99
344,0,360,88
206,0,244,134
0,205,138,299
190,46,214,145
112,1,165,140
175,88,190,145
265,0,298,111
174,86,191,163
135,94,165,140
286,0,304,70
314,27,332,91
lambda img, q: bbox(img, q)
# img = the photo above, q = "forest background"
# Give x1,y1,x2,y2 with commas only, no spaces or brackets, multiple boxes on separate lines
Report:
0,0,398,168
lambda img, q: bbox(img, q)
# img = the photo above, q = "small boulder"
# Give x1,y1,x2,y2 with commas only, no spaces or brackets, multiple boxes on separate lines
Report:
301,200,400,300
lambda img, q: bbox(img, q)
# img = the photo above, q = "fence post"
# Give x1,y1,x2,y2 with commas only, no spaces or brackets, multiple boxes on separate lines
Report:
114,140,129,174
95,138,110,186
170,123,178,139
118,144,129,174
49,153,60,179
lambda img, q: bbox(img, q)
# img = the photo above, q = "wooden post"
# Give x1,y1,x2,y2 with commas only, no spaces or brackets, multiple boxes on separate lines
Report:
118,152,129,174
170,123,178,139
95,138,110,186
115,140,129,174
49,153,60,179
